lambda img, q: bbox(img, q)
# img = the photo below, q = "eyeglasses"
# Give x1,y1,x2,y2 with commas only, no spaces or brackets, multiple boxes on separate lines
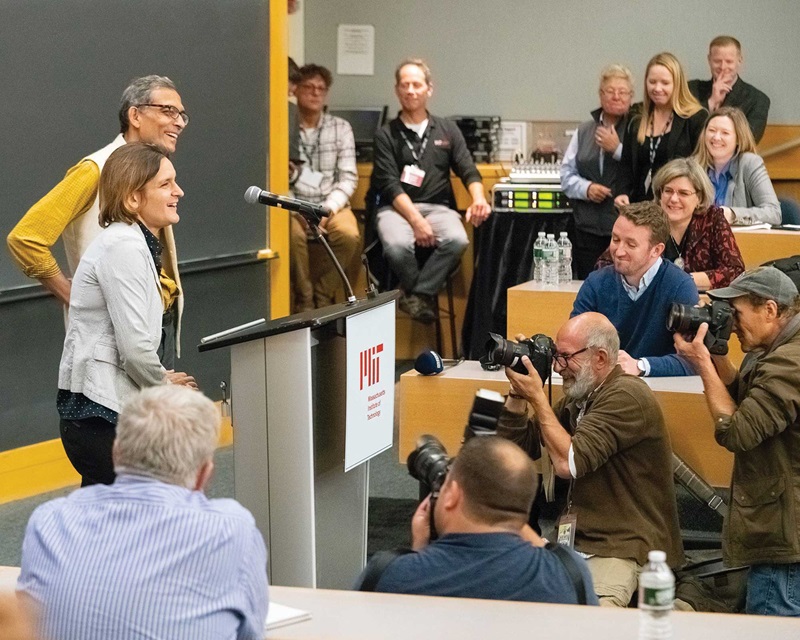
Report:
298,83,329,95
661,187,697,199
600,88,632,98
136,103,189,125
553,347,590,368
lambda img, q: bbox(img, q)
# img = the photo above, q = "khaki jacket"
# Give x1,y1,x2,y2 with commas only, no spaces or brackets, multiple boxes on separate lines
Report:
720,314,800,566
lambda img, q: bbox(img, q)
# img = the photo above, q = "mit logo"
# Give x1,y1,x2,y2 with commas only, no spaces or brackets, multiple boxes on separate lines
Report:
360,343,384,390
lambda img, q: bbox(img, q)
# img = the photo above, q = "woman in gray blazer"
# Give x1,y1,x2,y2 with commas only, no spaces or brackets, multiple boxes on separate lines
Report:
692,106,781,226
57,143,196,486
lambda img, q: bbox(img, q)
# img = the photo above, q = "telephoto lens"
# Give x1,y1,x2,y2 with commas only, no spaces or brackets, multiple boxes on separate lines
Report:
482,333,554,380
666,301,734,355
406,435,451,496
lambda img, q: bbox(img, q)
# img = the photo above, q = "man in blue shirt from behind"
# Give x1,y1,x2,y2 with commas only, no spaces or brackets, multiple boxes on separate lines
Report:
357,436,597,605
18,386,269,640
572,200,699,377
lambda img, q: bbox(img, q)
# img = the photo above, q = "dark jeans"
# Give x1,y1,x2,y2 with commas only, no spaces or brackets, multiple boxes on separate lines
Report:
59,417,116,487
573,228,611,280
746,563,800,616
158,307,177,370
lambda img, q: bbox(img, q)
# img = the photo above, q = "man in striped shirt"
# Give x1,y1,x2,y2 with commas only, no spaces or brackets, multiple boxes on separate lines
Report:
17,386,269,640
290,63,361,312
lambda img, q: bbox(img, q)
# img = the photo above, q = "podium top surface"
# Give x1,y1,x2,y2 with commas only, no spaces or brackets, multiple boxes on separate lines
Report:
198,291,400,352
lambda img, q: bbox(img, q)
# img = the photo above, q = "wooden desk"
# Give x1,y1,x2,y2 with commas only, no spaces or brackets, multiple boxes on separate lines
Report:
268,585,799,640
507,280,747,368
732,227,800,268
400,361,733,487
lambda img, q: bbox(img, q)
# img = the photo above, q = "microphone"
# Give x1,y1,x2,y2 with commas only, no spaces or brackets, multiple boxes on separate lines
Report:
244,186,329,223
414,350,464,376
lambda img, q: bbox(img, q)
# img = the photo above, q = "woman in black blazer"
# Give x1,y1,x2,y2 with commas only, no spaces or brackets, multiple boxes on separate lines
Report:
616,52,707,204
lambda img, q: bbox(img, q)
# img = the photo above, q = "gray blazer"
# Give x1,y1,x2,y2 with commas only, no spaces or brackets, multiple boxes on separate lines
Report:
726,152,781,226
59,222,165,414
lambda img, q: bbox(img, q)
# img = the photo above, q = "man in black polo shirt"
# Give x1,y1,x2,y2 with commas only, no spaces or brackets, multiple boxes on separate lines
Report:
371,58,491,323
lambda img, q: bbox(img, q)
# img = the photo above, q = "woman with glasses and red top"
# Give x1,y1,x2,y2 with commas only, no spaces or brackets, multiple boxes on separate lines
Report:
598,158,745,290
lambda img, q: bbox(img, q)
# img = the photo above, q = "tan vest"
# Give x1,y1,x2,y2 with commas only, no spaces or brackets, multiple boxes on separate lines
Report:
61,134,183,356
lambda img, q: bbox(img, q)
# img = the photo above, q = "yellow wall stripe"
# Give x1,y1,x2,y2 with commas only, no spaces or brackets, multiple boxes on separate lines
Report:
0,416,233,506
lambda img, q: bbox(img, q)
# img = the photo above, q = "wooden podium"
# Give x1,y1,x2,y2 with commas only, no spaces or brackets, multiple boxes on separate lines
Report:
200,292,399,589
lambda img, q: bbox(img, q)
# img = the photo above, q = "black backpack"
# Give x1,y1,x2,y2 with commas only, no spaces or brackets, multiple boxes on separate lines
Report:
762,255,800,291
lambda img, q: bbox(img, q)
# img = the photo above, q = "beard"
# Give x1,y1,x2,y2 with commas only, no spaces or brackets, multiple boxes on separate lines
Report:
562,363,597,401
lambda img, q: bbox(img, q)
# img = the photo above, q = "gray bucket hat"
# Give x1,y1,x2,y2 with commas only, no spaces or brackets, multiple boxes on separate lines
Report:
708,266,799,306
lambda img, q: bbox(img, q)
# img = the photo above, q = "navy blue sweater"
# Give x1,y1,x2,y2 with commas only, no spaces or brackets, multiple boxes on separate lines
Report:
571,261,699,377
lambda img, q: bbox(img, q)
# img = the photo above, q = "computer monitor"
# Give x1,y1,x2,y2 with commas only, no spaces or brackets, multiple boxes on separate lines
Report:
327,106,388,161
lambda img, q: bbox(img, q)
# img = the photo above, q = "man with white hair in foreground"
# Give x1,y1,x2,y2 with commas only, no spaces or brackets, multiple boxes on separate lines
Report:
17,386,268,640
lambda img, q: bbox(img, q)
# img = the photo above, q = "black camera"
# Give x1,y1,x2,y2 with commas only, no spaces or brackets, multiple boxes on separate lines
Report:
481,332,554,381
406,435,451,497
666,300,734,355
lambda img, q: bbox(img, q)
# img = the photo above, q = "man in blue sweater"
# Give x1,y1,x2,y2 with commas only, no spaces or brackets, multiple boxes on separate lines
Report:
572,201,698,377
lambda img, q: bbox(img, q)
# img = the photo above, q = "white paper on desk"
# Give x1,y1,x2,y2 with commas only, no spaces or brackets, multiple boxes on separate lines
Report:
265,602,312,631
732,223,772,231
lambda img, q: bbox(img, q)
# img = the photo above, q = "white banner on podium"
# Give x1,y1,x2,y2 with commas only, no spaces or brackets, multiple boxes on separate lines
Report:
344,302,396,471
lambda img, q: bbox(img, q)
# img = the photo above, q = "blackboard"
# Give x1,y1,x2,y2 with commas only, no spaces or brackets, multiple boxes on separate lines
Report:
0,0,269,292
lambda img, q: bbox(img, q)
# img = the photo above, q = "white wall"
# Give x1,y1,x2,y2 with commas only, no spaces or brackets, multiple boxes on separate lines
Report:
301,0,799,123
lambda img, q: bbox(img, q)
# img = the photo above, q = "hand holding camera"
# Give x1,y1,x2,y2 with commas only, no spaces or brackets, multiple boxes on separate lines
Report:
667,301,733,355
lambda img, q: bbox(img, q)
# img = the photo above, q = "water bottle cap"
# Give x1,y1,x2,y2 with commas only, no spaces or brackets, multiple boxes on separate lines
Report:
538,231,546,237
547,233,555,238
560,231,568,237
648,550,667,562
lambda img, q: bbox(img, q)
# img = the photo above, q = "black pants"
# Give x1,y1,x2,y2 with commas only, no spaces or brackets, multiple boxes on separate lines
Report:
158,307,177,370
60,417,116,487
573,229,611,281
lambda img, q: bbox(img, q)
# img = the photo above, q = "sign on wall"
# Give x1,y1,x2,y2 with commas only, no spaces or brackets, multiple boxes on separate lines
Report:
337,24,375,76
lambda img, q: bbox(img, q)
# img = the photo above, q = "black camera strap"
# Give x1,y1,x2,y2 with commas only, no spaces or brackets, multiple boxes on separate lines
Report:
357,548,414,592
545,542,589,605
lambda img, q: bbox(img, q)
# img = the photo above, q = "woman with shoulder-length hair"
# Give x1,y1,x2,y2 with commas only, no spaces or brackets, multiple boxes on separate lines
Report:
57,142,196,486
652,157,745,290
691,106,781,226
616,52,707,205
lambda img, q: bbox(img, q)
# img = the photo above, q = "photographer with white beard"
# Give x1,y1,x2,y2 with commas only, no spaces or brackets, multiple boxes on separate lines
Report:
498,312,683,607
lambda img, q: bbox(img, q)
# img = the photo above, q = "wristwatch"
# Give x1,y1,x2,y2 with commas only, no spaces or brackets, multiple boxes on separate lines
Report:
636,359,646,377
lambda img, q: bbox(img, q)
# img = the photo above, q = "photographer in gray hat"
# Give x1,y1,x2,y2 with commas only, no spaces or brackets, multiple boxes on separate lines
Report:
674,266,800,616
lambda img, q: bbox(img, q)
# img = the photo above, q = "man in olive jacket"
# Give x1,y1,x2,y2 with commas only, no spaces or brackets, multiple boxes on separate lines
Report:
500,312,683,608
676,267,800,616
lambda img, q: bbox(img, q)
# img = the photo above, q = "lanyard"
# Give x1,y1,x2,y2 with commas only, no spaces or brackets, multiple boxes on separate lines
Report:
399,125,430,165
647,112,673,166
300,120,325,171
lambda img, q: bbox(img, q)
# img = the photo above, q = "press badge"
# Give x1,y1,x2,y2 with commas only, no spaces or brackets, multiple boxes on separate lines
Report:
556,513,577,548
296,166,324,189
401,164,426,187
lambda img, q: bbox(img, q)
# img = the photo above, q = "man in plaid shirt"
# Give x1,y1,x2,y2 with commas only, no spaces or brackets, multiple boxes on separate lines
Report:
290,64,361,312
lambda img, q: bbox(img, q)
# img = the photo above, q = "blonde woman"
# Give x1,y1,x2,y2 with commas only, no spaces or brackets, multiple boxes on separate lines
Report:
692,106,781,225
616,52,706,204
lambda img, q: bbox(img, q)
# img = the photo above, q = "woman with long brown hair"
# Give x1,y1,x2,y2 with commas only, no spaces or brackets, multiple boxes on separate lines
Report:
616,52,707,204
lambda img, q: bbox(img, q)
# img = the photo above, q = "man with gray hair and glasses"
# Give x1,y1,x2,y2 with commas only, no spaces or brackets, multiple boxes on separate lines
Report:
499,312,683,607
17,386,269,640
675,267,800,616
7,75,188,367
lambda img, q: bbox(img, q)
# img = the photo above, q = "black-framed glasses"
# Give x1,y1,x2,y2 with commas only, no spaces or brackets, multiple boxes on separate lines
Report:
137,103,189,125
553,347,590,368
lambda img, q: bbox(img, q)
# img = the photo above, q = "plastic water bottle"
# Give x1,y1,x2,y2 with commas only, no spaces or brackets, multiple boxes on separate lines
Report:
638,550,674,640
557,232,573,283
532,231,546,281
543,234,560,286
